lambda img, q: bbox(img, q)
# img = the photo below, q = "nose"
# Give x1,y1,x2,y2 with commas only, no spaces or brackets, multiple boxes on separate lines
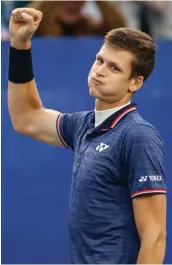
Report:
95,64,108,77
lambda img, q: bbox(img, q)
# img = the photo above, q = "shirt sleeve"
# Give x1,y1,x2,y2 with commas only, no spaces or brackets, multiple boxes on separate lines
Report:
56,112,82,150
123,124,166,199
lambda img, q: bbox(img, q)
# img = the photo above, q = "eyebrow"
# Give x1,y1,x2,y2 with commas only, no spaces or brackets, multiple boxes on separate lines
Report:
96,54,124,73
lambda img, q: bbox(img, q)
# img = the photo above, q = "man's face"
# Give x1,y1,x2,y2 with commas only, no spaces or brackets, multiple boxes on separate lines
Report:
88,44,140,104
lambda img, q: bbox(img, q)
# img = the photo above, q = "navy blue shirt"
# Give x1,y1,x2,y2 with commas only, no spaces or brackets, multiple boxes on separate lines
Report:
56,103,166,264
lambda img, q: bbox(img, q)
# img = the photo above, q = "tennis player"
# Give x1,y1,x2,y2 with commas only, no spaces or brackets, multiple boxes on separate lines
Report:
8,8,166,264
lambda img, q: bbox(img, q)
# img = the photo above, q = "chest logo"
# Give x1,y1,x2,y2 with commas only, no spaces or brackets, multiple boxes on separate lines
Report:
96,143,109,152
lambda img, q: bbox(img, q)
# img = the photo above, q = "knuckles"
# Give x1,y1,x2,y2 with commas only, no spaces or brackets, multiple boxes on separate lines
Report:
11,8,43,21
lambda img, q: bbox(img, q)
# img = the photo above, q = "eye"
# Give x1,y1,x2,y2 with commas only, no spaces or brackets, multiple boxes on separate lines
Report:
110,65,120,71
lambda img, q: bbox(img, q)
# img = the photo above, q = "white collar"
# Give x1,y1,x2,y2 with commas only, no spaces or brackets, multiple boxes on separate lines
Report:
94,101,131,128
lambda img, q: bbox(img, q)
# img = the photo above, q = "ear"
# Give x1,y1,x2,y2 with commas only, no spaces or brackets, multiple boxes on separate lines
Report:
129,76,144,93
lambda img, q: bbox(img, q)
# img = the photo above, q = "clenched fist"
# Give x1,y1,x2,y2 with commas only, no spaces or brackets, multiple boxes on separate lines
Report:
9,8,42,49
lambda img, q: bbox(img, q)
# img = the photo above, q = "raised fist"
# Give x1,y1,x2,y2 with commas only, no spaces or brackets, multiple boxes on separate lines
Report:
9,8,43,42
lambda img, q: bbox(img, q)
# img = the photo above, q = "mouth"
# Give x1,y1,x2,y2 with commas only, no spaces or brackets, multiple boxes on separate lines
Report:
92,77,103,85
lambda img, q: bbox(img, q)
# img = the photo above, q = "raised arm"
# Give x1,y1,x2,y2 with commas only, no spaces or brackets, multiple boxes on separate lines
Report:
8,8,63,147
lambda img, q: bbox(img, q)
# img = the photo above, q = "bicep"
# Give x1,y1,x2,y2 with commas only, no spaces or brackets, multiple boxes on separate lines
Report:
22,108,64,147
132,194,166,238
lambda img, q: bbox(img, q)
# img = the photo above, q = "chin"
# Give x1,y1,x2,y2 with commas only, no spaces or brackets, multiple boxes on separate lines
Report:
89,87,106,102
89,87,98,98
89,89,95,98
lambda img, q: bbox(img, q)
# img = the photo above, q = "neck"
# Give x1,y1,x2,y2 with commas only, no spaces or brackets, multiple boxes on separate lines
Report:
95,97,132,111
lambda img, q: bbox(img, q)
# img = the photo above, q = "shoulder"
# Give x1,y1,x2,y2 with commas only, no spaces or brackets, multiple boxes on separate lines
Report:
121,113,165,164
122,111,164,148
62,110,93,121
61,110,93,129
127,111,162,138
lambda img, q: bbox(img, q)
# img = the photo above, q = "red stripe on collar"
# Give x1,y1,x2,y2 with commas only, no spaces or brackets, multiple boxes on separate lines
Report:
110,106,136,129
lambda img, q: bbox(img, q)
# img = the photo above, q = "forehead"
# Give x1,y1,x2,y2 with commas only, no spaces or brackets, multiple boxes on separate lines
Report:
98,44,133,70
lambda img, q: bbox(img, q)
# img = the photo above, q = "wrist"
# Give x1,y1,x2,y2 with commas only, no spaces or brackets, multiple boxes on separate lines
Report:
8,45,34,83
10,38,31,50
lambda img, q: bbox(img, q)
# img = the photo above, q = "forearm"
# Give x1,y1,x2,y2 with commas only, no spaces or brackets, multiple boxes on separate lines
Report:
137,235,166,264
96,1,126,29
8,39,43,130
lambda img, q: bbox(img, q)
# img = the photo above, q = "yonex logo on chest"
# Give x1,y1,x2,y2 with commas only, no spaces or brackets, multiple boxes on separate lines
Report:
96,143,109,152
